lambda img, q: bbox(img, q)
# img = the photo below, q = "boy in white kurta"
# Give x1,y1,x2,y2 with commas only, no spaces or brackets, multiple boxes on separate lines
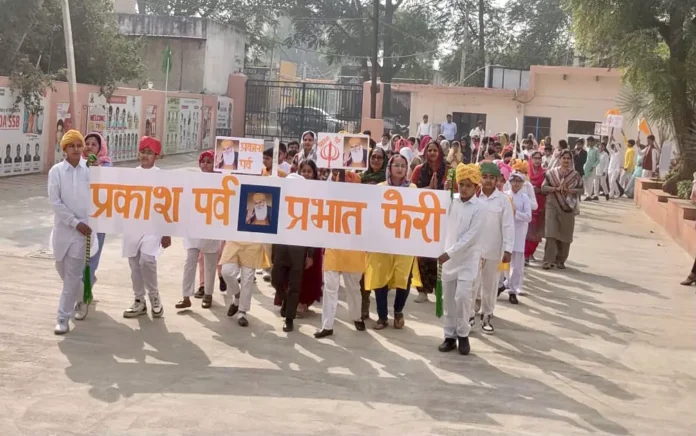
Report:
176,150,221,311
471,162,514,334
49,130,99,334
438,164,484,355
505,171,532,304
122,137,171,319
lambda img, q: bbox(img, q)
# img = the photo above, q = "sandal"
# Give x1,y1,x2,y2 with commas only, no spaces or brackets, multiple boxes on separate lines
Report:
681,274,696,286
373,319,389,330
393,313,405,329
557,263,566,270
201,295,212,309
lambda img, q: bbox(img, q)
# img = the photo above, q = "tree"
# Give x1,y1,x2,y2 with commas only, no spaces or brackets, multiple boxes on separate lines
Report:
567,0,696,194
0,0,146,112
286,0,441,83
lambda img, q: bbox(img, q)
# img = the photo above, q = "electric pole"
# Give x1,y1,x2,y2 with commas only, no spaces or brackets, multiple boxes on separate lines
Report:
459,3,470,84
60,0,78,122
370,0,379,118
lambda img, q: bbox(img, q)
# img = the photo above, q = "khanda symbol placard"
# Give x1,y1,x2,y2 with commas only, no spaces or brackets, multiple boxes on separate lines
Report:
320,138,340,168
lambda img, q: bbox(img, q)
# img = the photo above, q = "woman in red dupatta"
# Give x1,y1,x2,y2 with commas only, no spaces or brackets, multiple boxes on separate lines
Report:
541,150,584,270
524,150,546,263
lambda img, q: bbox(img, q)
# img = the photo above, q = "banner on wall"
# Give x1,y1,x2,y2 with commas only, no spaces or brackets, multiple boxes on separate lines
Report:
54,103,72,164
202,106,213,150
216,96,233,137
0,87,45,177
88,168,449,257
145,105,157,137
214,136,264,175
87,94,142,163
164,97,202,155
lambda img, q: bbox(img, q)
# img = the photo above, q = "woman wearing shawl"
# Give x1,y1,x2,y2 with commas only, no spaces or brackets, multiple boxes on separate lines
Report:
447,141,463,167
410,140,447,303
292,131,317,167
364,154,421,330
360,147,387,184
418,135,432,154
82,132,111,288
541,150,584,270
524,151,547,264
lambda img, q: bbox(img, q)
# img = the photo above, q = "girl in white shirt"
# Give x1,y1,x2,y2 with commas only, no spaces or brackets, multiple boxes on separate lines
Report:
505,171,532,304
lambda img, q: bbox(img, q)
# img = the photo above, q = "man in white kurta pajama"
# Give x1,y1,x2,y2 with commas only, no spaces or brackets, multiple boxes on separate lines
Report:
505,171,532,304
49,130,98,334
438,163,484,355
471,162,515,334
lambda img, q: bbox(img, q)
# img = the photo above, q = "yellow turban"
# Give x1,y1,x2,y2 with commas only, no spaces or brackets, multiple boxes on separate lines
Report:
511,159,528,174
455,163,482,185
60,130,85,151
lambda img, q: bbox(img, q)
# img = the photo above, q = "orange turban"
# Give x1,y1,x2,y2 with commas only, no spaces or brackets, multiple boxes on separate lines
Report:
511,159,528,174
138,136,162,155
60,130,85,151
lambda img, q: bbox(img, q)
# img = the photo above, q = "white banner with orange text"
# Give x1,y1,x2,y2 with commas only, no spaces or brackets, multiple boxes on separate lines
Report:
88,168,450,257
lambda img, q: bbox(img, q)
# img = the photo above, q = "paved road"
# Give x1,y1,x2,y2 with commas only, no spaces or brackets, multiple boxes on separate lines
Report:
0,157,694,435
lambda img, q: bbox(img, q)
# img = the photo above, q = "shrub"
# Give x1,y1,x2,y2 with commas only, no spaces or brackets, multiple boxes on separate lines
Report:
677,180,693,201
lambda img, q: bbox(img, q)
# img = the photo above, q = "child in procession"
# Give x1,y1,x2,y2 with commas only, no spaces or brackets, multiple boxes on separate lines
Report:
49,130,99,334
315,171,366,338
471,162,514,334
505,171,532,304
122,137,171,319
438,164,484,355
176,150,222,311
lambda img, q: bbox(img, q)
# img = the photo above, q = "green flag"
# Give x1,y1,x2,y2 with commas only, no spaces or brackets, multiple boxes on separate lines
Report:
162,43,172,74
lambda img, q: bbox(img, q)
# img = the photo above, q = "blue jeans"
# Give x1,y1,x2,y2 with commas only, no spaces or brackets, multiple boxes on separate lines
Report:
374,287,409,321
87,233,106,284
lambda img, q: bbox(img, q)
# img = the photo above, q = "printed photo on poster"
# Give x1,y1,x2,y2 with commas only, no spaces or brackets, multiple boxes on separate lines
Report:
145,105,157,137
342,134,369,169
237,185,281,235
216,96,233,137
214,137,239,171
54,103,72,164
164,97,202,155
87,93,141,163
0,87,45,178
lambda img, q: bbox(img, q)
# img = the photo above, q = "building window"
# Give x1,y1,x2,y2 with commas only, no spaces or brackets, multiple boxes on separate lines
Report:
523,116,551,140
567,119,601,147
453,112,487,139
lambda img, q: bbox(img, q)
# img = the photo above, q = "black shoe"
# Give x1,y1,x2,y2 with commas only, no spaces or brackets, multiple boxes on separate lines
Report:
314,329,333,338
509,294,519,304
458,336,471,355
438,338,457,352
227,303,239,317
219,276,227,292
592,196,599,201
237,316,249,327
280,302,286,318
354,320,366,331
605,194,610,201
283,320,294,332
497,285,506,297
482,315,495,334
468,316,475,327
194,286,205,299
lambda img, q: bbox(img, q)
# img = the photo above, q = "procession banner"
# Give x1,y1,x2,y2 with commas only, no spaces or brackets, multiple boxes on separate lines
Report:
0,87,45,177
88,167,450,257
214,136,264,174
87,94,142,163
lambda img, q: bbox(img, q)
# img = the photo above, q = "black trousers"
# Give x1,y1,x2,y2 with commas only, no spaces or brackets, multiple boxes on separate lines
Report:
271,244,306,321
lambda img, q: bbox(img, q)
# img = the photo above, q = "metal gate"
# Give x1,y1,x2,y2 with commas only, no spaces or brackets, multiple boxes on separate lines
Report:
244,80,363,141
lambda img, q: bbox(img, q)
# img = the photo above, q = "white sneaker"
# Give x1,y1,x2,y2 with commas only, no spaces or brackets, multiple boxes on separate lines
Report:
149,294,164,318
54,319,69,335
414,293,429,303
262,272,271,282
74,301,89,321
123,299,147,318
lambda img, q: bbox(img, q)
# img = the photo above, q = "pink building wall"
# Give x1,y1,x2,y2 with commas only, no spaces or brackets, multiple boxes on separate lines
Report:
0,75,245,175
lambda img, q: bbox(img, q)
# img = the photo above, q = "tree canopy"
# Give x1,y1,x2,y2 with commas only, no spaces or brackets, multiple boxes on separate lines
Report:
0,0,146,111
567,0,696,192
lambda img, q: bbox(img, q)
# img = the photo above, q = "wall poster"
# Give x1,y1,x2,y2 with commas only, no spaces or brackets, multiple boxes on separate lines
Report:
87,93,142,163
164,97,202,155
0,87,45,177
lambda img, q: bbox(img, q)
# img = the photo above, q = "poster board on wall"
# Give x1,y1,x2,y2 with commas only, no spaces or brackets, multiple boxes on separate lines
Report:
0,87,46,177
164,97,202,155
216,96,233,137
87,93,142,163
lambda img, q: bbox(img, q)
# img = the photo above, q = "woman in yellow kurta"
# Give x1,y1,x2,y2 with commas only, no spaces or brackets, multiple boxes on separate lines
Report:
365,154,422,330
315,170,368,338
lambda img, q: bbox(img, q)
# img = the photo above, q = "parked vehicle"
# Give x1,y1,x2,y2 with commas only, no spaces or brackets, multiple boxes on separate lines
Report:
280,106,341,136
